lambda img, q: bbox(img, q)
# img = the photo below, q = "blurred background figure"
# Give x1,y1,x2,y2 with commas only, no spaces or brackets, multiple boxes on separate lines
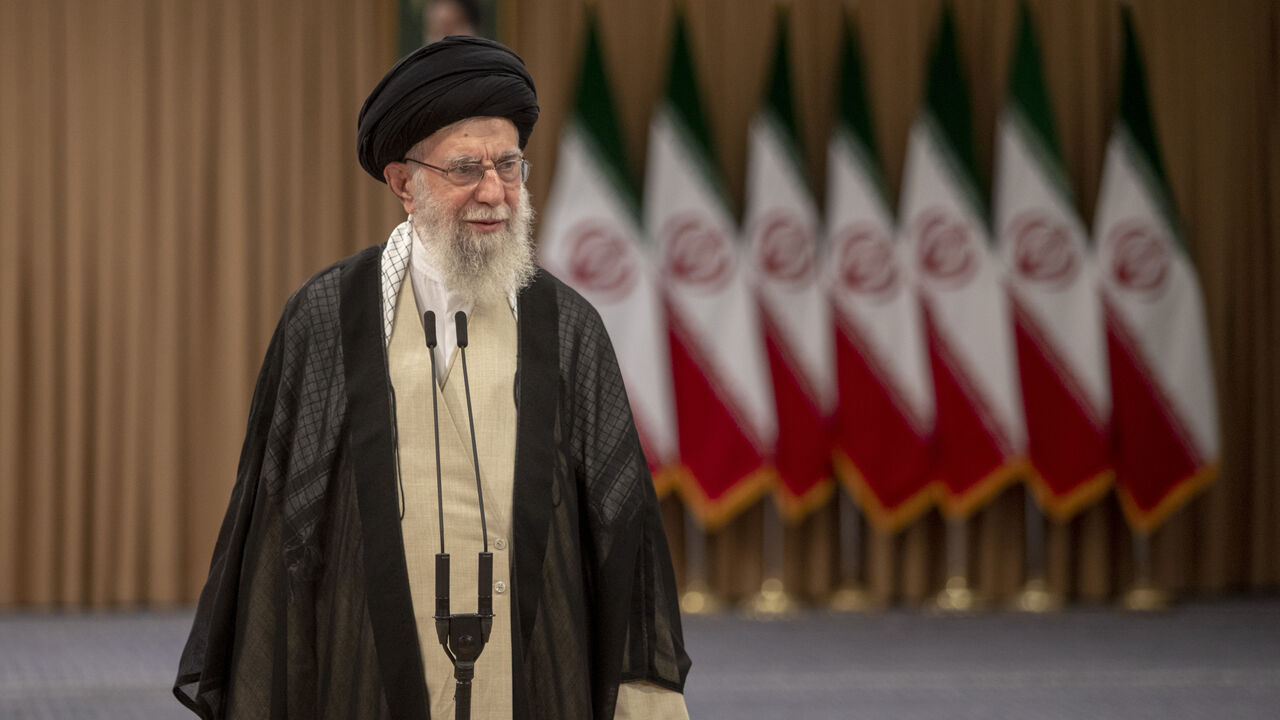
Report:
424,0,481,42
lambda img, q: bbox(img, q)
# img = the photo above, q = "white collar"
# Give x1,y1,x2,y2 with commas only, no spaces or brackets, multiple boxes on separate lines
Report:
401,220,519,383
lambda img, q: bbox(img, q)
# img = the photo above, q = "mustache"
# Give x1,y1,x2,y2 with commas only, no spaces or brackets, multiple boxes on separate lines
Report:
460,207,511,222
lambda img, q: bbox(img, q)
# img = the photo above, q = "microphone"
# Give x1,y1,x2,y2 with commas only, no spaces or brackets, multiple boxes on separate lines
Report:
455,311,489,554
456,311,495,625
423,310,437,349
420,309,493,720
424,311,451,649
454,308,468,350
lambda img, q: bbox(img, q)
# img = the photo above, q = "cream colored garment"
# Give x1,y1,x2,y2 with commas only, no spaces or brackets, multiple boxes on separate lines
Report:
407,222,519,382
390,275,518,720
615,681,692,719
392,258,690,718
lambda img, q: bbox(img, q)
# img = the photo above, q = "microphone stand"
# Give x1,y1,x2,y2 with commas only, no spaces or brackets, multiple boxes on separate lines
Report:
423,310,494,720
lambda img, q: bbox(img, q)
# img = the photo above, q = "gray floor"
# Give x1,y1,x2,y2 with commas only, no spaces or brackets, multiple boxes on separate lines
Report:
2,599,1278,719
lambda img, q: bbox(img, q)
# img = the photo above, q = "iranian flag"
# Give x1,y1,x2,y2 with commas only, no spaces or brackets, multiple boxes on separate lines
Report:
1096,10,1219,531
538,15,678,488
746,12,836,520
995,6,1112,520
899,8,1027,517
826,16,936,530
646,13,775,528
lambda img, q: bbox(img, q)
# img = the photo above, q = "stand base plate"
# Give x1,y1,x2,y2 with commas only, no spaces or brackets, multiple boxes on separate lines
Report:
828,582,882,612
743,578,798,618
932,576,983,613
1012,578,1063,613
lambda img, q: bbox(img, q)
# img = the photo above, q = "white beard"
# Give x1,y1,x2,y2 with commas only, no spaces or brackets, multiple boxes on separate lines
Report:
410,179,537,305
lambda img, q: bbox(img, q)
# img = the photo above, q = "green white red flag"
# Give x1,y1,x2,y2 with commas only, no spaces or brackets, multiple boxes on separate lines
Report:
995,6,1112,520
825,17,936,530
538,15,679,488
645,12,775,527
746,12,836,520
899,8,1027,517
1096,9,1219,531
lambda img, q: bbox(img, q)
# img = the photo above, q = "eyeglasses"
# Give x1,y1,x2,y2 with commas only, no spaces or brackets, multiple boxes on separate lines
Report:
404,157,530,187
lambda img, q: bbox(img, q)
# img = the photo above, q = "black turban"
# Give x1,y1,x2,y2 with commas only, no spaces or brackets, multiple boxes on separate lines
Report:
356,36,539,182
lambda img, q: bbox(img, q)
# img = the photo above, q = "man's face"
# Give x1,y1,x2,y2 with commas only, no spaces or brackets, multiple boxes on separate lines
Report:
410,116,522,226
387,116,536,303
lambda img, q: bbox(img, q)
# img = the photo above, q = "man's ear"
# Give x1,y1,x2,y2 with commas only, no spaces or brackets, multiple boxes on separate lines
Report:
384,162,416,214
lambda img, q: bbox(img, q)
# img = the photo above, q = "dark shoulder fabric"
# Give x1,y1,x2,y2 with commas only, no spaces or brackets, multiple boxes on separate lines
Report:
551,277,649,549
510,269,594,719
175,246,422,719
509,270,690,720
338,245,429,718
550,275,691,696
175,257,347,717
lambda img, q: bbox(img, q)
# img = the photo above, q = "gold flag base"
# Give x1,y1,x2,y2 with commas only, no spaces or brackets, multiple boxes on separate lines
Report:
1122,581,1169,611
743,577,798,618
679,579,723,615
827,582,882,612
932,575,982,613
1011,577,1063,613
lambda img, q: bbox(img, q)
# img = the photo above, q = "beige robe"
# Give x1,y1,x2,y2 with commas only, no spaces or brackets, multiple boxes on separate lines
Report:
390,275,689,718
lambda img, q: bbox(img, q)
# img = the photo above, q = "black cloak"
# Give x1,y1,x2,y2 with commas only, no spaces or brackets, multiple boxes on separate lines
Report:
174,244,690,718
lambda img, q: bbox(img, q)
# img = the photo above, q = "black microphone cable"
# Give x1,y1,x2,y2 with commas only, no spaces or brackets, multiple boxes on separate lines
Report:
421,309,494,720
456,311,490,554
453,310,495,720
424,311,452,656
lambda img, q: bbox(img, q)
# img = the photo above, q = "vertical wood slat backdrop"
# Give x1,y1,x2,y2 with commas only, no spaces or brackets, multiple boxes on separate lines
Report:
0,0,1276,608
0,0,400,606
508,0,1280,603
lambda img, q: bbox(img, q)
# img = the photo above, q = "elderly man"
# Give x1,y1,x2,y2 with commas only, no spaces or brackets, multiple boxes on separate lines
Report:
174,37,690,719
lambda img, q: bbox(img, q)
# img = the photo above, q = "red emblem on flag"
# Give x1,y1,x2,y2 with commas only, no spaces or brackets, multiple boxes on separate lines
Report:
1108,221,1170,299
662,214,734,291
915,210,977,290
835,224,899,302
1009,213,1079,289
754,211,815,285
567,220,638,302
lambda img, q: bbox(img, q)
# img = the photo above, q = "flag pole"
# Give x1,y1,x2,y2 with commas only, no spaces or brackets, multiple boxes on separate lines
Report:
744,499,798,617
829,488,880,611
933,516,981,612
679,507,722,615
1013,488,1062,612
1122,529,1167,610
